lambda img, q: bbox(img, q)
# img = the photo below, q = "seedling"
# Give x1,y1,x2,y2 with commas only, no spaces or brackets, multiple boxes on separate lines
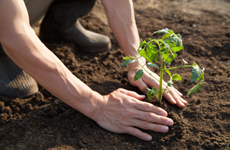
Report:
121,28,205,103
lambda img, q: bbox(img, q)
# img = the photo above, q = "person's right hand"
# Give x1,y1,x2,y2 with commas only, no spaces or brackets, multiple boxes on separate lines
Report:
91,88,173,141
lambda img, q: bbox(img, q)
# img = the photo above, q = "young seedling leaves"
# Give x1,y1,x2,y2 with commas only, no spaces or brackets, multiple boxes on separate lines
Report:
175,34,183,47
187,80,204,96
123,55,134,60
195,68,205,81
191,63,202,83
146,43,158,62
172,74,182,81
162,29,175,39
163,51,170,62
147,87,159,100
165,37,176,46
121,28,204,103
171,46,183,52
139,49,152,63
161,40,171,51
121,59,135,66
147,62,159,68
134,69,144,81
165,53,177,64
162,33,171,40
153,28,169,34
138,40,147,50
167,80,173,87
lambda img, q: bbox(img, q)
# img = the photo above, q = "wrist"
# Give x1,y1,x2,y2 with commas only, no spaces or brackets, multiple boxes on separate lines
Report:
128,57,146,70
82,91,104,120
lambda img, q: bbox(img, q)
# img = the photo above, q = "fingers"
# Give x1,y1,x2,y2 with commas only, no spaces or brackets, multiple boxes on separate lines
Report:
124,113,173,141
128,74,149,94
134,100,168,116
119,88,145,100
135,111,173,126
125,127,152,141
173,87,183,97
163,87,187,108
141,71,187,107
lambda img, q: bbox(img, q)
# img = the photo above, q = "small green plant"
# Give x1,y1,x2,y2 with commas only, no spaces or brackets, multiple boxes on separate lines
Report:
121,28,205,103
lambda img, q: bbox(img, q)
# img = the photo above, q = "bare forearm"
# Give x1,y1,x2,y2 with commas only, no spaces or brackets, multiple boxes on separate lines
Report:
101,0,140,58
0,0,103,119
2,28,102,118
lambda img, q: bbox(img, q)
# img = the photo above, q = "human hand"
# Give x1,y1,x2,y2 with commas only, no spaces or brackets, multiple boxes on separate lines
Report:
91,88,173,141
127,58,187,108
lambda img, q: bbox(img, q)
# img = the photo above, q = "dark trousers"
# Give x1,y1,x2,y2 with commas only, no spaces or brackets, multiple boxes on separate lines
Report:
40,0,96,35
0,0,97,55
0,45,4,55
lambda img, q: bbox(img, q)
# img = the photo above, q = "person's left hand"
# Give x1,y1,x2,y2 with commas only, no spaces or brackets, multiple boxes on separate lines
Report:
127,57,187,108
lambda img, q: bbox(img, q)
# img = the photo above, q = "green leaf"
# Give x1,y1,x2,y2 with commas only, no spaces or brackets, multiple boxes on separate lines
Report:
165,53,177,64
165,37,176,45
139,49,152,63
140,40,147,46
162,33,171,39
123,56,134,60
196,68,205,81
191,63,202,83
164,65,171,78
172,74,182,81
175,34,183,47
121,59,135,66
169,30,175,34
146,43,158,62
187,80,204,96
147,62,159,68
150,39,159,43
153,28,169,34
147,87,159,100
163,51,170,61
171,46,183,52
147,88,153,100
176,34,182,39
167,80,173,87
161,40,171,51
138,40,147,51
134,69,144,81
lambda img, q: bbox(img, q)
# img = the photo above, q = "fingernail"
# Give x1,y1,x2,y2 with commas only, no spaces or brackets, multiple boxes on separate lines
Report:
161,111,167,116
146,135,152,141
172,98,176,104
167,120,173,126
161,126,169,133
182,99,187,103
178,91,183,96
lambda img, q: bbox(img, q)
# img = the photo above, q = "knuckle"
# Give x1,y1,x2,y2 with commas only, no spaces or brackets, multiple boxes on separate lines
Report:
117,88,123,92
132,129,142,138
144,103,152,111
141,121,149,129
145,113,154,121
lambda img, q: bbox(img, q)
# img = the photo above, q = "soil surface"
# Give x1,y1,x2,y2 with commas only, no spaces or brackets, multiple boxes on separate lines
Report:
0,0,230,149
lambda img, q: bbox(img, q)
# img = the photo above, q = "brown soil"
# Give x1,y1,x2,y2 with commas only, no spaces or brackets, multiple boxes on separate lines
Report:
0,0,230,149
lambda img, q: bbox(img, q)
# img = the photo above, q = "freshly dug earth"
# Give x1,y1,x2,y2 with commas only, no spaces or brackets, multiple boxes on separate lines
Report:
0,0,229,149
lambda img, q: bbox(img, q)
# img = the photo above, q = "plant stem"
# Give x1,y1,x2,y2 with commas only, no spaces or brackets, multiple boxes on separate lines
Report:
163,65,193,71
158,52,164,103
136,58,160,82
